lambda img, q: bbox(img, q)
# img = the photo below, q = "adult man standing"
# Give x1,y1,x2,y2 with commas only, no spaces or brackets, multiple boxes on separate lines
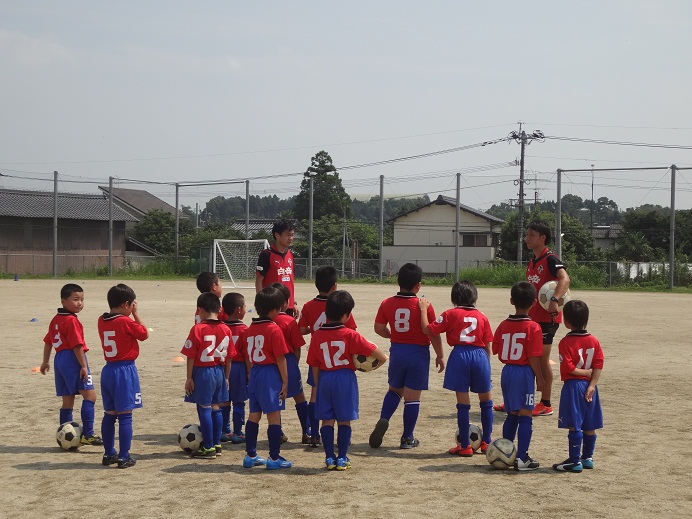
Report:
256,219,298,315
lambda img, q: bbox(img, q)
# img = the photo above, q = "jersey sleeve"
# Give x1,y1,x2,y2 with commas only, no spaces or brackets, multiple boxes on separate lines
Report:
427,310,449,335
491,322,505,356
269,327,292,358
287,319,306,350
547,254,566,278
181,327,199,358
346,313,357,329
306,336,321,367
480,315,493,345
256,249,270,276
126,319,149,341
297,306,309,329
558,338,576,374
526,323,544,357
374,301,387,325
592,340,605,370
349,332,377,357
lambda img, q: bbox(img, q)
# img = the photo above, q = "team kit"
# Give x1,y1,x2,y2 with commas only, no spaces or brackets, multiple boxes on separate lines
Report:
42,220,603,473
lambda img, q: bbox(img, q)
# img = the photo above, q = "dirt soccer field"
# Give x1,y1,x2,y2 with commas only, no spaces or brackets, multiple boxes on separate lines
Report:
1,279,690,518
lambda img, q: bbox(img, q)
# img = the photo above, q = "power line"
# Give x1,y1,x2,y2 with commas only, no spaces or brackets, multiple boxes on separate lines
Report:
545,135,692,150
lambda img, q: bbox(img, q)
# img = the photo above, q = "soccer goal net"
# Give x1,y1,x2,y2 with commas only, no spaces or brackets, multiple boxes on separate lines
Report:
212,239,269,289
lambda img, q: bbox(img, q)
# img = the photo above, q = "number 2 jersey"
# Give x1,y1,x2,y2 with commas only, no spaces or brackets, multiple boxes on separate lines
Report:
492,315,543,365
558,331,604,381
299,295,357,333
97,313,148,361
44,309,88,353
181,319,235,367
374,293,434,346
306,323,377,372
238,317,291,366
427,305,493,348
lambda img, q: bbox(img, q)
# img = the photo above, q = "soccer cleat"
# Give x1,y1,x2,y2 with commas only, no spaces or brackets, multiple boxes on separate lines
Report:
80,434,104,446
214,444,222,455
266,455,293,470
310,435,321,448
230,433,245,444
219,433,231,443
102,453,119,466
581,456,594,469
368,418,389,448
515,455,540,471
532,402,553,416
117,456,136,469
553,459,583,472
190,446,217,459
493,403,506,412
280,433,289,444
400,436,420,449
480,441,490,454
449,445,474,457
242,454,267,468
302,433,311,445
336,457,351,470
325,457,337,470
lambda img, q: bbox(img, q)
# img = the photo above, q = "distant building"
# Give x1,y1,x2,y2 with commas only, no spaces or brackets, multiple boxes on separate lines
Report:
591,224,623,251
230,219,275,238
98,186,185,230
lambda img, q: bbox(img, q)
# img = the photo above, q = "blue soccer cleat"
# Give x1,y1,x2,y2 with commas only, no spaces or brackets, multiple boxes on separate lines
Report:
266,455,293,470
242,454,267,468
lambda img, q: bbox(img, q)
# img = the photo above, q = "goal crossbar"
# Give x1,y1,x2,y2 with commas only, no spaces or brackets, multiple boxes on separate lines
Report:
212,239,269,289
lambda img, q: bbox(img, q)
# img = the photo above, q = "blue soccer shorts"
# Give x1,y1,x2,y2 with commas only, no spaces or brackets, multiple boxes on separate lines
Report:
100,360,142,412
443,346,492,394
228,361,248,403
248,364,286,414
388,342,431,391
500,364,536,412
285,353,304,398
54,349,95,396
315,369,359,422
184,365,227,406
558,379,603,431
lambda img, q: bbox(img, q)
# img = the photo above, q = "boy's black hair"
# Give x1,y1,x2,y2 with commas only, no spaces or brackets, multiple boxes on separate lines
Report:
451,280,478,306
61,283,83,299
272,219,296,241
563,299,589,330
397,263,423,292
510,281,536,311
254,286,284,317
196,271,220,293
197,292,221,315
107,284,137,309
270,282,291,305
326,290,355,322
221,292,245,317
527,220,552,246
315,265,338,293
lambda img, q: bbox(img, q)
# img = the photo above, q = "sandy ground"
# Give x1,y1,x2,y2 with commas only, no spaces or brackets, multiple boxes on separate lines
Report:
1,279,691,518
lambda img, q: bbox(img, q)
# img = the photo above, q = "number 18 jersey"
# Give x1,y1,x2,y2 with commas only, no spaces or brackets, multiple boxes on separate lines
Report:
239,318,291,366
375,293,434,346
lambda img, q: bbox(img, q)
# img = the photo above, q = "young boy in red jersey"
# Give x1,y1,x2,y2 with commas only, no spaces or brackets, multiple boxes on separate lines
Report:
255,219,298,316
307,290,388,470
369,263,444,450
181,292,235,460
553,300,604,473
220,292,248,444
98,284,149,468
239,286,293,470
270,283,309,444
41,283,103,446
195,272,227,323
299,266,357,447
420,280,494,457
492,281,544,471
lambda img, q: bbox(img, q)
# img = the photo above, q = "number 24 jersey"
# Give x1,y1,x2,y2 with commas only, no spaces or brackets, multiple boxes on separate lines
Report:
181,320,236,367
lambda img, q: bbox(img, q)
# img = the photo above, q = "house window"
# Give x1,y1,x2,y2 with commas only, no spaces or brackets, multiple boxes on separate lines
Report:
462,234,488,247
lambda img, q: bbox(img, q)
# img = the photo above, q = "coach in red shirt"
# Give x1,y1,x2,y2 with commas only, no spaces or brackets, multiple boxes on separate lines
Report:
256,219,297,315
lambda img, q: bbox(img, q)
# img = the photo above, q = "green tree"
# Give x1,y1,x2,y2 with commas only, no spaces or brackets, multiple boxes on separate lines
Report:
292,215,379,260
293,151,351,221
130,209,177,254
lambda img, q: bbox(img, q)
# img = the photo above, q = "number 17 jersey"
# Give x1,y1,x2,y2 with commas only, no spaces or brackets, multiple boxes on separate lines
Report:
375,293,434,346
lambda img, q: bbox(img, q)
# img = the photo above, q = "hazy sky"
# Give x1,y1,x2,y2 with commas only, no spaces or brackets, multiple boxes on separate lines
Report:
2,1,692,214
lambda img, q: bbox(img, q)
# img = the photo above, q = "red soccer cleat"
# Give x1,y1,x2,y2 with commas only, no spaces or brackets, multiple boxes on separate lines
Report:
532,402,554,416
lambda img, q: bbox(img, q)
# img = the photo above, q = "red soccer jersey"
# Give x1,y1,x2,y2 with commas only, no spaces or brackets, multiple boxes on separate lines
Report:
558,331,604,382
428,306,493,348
224,320,248,362
374,293,434,346
181,320,235,367
195,307,228,324
526,247,566,324
492,315,543,365
97,313,148,362
43,309,88,353
257,247,296,309
239,318,292,366
274,312,306,352
298,295,357,333
306,323,377,372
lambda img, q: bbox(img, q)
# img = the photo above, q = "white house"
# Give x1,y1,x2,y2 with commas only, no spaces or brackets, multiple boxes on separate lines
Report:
382,195,504,275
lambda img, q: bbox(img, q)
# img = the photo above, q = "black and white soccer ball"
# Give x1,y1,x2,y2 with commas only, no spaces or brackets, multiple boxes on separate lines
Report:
353,354,381,372
485,438,517,469
56,421,82,451
178,423,203,453
538,280,571,311
456,424,482,451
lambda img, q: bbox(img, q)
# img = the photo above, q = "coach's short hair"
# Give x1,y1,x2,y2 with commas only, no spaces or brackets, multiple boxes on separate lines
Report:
563,300,589,330
107,284,137,309
315,266,338,293
196,272,220,293
527,220,552,246
197,292,221,315
222,292,245,317
254,286,284,317
61,283,84,300
270,282,291,305
451,280,478,307
272,219,296,240
510,281,536,311
326,290,355,322
397,263,423,291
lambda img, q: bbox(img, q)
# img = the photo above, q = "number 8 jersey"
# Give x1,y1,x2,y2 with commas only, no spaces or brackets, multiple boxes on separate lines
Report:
375,292,435,346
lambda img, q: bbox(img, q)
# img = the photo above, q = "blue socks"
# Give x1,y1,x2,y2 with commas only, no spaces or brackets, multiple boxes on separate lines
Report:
337,425,352,459
503,413,519,441
232,402,245,435
380,390,401,421
517,415,533,461
295,401,309,435
583,433,597,459
212,409,222,446
221,405,231,435
59,408,73,425
196,405,213,449
480,400,493,444
568,430,584,463
321,425,335,459
81,400,95,436
117,413,133,459
267,424,282,460
245,420,259,457
402,401,420,438
101,413,117,457
456,403,471,448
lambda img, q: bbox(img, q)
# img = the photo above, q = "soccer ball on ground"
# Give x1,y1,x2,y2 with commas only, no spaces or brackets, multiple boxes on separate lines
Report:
353,354,381,372
178,423,203,453
455,424,483,452
538,280,571,311
485,438,517,469
56,421,82,451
